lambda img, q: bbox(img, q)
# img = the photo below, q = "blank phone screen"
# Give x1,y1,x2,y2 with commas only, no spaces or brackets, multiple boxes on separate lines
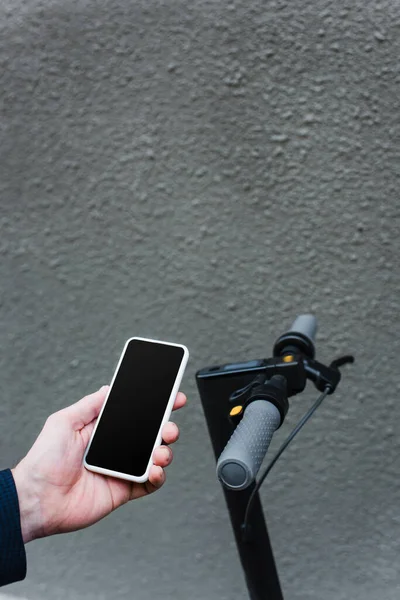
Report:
86,339,185,477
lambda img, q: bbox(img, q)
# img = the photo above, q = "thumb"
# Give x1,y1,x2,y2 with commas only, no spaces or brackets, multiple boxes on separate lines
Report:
64,386,109,430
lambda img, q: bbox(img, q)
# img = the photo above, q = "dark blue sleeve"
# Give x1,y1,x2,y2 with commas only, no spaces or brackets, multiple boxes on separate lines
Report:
0,469,27,586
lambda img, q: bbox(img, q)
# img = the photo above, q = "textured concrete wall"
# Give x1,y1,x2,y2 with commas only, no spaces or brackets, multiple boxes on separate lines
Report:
0,1,399,599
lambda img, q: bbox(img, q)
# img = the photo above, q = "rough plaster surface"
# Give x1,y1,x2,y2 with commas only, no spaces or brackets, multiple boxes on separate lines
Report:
0,1,399,599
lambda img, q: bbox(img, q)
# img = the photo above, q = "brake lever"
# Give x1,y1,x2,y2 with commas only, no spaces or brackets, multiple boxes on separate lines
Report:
304,355,355,394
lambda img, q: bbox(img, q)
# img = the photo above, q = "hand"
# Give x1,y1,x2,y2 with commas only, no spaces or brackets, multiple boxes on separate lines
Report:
12,386,187,543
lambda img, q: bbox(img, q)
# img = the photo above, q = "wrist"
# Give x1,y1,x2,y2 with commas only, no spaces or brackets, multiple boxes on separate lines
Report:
12,463,45,543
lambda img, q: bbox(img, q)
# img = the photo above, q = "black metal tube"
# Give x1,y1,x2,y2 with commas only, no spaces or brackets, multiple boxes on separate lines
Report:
197,370,284,600
222,486,284,600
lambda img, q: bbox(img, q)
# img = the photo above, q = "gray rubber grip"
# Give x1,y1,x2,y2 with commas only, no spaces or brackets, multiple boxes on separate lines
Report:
216,401,281,491
289,314,317,343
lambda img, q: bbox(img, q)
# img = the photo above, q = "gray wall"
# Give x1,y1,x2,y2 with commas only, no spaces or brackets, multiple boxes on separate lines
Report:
1,1,399,599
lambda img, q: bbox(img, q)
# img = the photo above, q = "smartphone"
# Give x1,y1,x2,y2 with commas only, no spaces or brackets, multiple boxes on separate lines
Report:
84,337,189,483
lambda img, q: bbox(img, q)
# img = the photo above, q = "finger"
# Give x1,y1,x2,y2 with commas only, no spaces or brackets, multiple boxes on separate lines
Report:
80,418,98,446
153,445,173,468
128,465,166,501
64,386,109,430
147,465,166,491
172,392,187,411
161,422,179,445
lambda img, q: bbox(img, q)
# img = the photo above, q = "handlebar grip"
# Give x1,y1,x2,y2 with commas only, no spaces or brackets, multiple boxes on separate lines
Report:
289,315,317,344
274,314,318,358
216,400,281,491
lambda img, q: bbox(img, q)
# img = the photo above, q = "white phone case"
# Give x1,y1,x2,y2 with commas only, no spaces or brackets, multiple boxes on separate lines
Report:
84,337,189,483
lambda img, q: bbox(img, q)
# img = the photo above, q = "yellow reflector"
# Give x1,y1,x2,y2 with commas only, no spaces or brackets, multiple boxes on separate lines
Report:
283,354,294,363
230,405,243,417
